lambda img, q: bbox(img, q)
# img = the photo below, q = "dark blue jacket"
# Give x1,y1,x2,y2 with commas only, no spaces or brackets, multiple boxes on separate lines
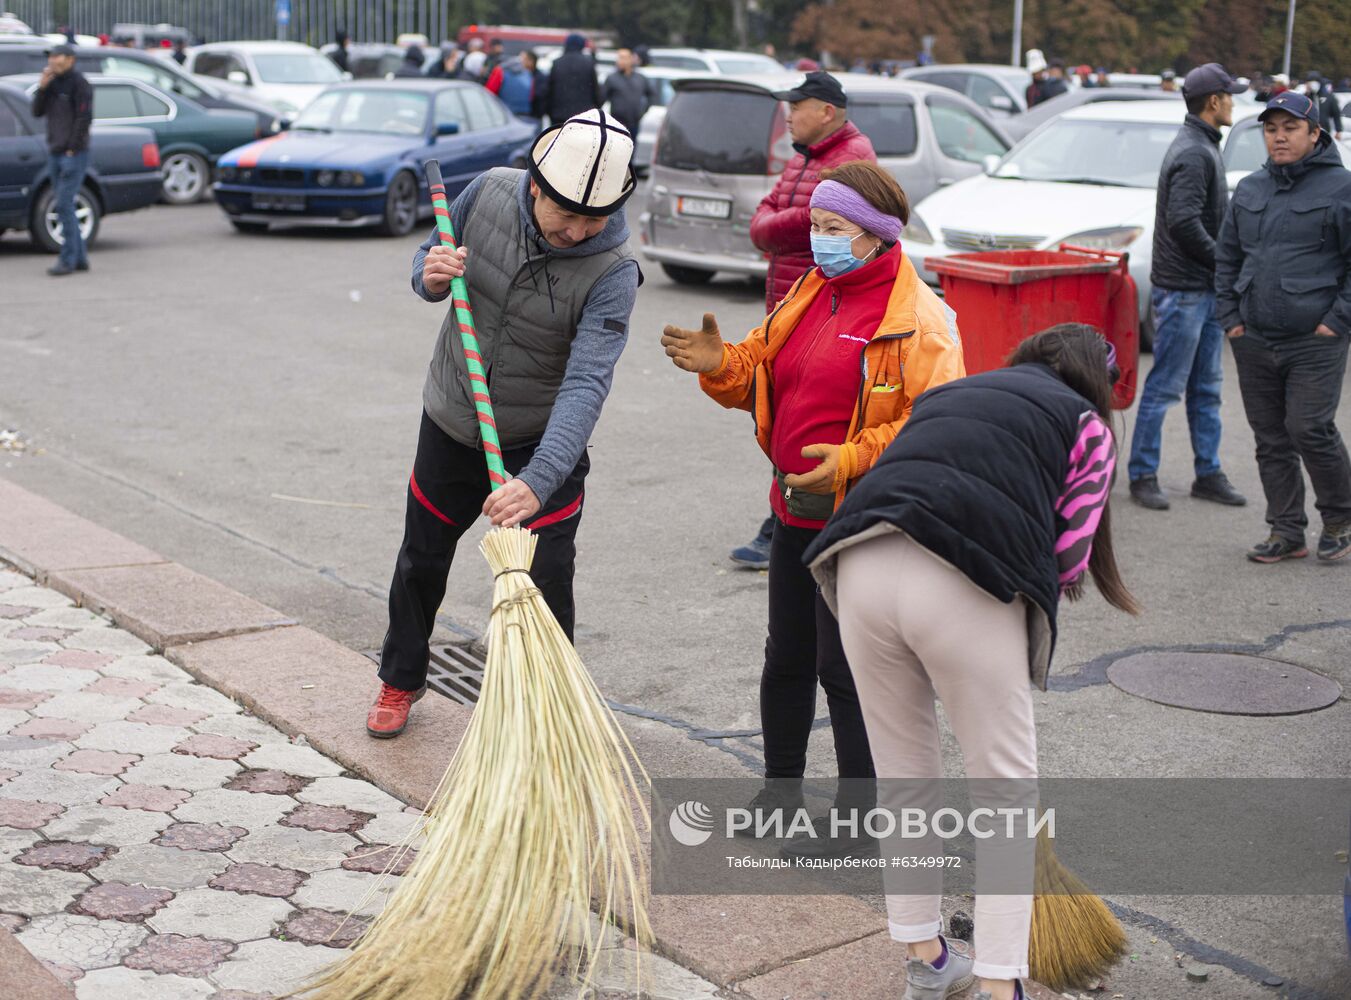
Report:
1216,133,1351,337
1151,114,1228,290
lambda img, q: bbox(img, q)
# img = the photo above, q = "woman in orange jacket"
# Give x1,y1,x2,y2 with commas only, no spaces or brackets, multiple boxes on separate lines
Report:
661,161,966,857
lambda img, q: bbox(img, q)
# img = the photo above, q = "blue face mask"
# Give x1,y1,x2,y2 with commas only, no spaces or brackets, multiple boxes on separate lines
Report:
811,232,872,278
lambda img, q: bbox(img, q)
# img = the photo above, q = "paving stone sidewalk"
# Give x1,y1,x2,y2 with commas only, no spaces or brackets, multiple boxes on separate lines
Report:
0,563,721,1000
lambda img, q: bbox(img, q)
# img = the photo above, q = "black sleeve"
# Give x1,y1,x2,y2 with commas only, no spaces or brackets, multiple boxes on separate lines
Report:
1215,199,1245,330
1163,152,1216,268
31,83,48,118
73,75,93,151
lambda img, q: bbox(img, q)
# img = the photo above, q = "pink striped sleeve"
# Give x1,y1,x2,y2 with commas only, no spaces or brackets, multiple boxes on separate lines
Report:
1055,411,1115,592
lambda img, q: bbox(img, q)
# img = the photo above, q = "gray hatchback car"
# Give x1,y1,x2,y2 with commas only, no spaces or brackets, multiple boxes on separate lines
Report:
639,73,1011,284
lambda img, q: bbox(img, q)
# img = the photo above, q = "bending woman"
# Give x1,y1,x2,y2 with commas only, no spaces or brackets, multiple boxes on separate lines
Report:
806,325,1138,1000
660,161,965,856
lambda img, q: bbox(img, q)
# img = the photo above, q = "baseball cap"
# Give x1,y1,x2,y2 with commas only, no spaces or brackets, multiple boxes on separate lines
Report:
1181,63,1246,99
772,70,847,108
1259,90,1320,125
45,42,75,56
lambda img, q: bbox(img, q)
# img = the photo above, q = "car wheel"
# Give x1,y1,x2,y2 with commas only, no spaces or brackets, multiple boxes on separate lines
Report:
377,171,418,237
662,263,716,286
30,183,100,254
161,151,210,205
229,220,268,234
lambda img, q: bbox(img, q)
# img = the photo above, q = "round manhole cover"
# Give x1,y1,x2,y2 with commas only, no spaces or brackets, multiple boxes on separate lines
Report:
1106,652,1341,715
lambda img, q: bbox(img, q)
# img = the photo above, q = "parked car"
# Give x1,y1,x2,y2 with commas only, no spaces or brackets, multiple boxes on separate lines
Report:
7,73,258,204
212,79,534,236
1002,86,1180,142
184,41,343,120
645,48,783,75
110,22,195,49
901,101,1258,346
901,63,1032,118
319,42,407,80
0,80,161,252
0,11,31,35
0,39,285,136
639,73,1010,285
458,25,614,56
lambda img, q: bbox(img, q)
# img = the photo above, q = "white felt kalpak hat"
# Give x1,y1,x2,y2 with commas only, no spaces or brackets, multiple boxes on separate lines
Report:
528,108,636,217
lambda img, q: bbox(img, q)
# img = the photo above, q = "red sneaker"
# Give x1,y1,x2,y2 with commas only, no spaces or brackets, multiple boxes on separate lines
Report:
366,682,427,738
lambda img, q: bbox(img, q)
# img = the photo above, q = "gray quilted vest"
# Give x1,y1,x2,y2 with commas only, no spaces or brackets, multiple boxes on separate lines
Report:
422,168,635,449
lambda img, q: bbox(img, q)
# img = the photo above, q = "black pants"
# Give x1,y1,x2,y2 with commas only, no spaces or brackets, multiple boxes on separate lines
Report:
762,517,875,791
379,410,589,691
1230,331,1351,540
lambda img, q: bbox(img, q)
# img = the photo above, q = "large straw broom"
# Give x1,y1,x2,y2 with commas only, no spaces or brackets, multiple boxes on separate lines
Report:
1029,825,1128,990
297,162,652,1000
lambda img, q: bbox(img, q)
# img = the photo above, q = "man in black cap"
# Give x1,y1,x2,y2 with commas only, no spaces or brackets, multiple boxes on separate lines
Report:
729,70,876,570
1302,72,1342,139
1128,63,1248,513
1216,90,1351,563
31,43,92,277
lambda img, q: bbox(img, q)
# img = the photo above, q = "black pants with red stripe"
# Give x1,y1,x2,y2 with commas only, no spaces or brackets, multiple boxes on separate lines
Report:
378,410,588,692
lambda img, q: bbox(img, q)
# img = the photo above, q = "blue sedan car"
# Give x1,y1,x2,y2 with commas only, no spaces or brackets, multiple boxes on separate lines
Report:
213,80,535,236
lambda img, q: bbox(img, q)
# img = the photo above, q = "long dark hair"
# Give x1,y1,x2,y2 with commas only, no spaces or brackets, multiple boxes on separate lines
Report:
1006,324,1140,615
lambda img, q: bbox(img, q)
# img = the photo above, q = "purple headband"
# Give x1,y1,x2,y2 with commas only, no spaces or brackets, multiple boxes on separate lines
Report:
810,179,903,244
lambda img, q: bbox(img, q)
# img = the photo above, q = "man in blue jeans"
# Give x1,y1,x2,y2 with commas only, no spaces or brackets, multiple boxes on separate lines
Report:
1129,64,1248,511
31,43,92,277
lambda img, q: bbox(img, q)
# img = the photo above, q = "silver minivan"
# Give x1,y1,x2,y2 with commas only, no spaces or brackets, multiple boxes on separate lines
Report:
639,74,1011,284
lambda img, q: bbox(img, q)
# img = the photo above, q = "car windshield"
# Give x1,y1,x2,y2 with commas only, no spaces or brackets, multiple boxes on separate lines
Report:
292,88,428,134
993,118,1179,187
1224,124,1266,174
252,52,343,84
101,55,211,101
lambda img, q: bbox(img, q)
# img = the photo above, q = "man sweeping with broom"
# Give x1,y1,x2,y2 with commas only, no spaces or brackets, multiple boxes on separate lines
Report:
368,109,640,738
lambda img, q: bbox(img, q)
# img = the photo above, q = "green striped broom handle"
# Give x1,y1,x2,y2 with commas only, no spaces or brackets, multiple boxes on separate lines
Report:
423,160,507,492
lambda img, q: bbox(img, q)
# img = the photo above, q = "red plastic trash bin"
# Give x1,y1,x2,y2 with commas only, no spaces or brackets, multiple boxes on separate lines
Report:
927,244,1139,409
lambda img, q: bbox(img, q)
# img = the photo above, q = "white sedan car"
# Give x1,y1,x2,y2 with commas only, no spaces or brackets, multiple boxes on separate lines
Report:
903,101,1258,343
184,41,343,119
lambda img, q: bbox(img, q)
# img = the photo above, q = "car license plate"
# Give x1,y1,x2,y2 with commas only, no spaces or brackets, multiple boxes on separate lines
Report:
251,194,305,212
677,196,731,220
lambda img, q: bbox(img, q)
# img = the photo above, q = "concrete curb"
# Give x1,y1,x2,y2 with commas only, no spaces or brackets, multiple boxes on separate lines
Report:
0,926,76,1000
0,476,1064,998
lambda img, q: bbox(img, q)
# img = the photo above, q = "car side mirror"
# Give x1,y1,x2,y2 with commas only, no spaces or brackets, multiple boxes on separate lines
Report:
436,121,461,136
227,70,249,85
982,153,1001,174
989,94,1014,111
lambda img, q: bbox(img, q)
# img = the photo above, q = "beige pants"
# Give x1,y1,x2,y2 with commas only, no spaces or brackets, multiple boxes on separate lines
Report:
835,531,1037,981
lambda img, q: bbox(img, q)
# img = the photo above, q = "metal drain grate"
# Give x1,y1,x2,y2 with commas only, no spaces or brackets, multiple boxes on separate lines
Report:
365,644,487,706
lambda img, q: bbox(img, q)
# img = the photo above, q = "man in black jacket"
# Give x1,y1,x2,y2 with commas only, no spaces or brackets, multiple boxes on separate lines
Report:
600,48,652,147
1129,64,1248,511
31,43,92,277
545,33,600,125
1216,90,1351,563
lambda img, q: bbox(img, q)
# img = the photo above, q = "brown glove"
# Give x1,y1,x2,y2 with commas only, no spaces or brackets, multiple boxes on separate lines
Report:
661,312,725,374
783,444,842,496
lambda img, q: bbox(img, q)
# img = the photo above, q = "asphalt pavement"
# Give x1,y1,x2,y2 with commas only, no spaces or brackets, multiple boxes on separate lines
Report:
2,196,1349,999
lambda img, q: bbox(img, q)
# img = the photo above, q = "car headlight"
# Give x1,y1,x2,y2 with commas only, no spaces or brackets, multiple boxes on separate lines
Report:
218,165,236,182
268,117,283,134
902,212,934,245
272,99,299,116
336,171,366,187
1060,227,1144,251
316,170,335,187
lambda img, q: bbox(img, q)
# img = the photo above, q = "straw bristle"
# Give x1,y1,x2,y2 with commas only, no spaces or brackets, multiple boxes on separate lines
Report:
1029,828,1128,990
297,526,652,1000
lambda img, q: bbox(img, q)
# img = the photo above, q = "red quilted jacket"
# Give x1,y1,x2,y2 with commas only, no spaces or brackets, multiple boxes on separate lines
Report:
749,121,877,311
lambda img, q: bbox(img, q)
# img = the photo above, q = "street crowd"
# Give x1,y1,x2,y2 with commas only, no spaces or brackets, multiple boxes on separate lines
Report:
23,26,1350,998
